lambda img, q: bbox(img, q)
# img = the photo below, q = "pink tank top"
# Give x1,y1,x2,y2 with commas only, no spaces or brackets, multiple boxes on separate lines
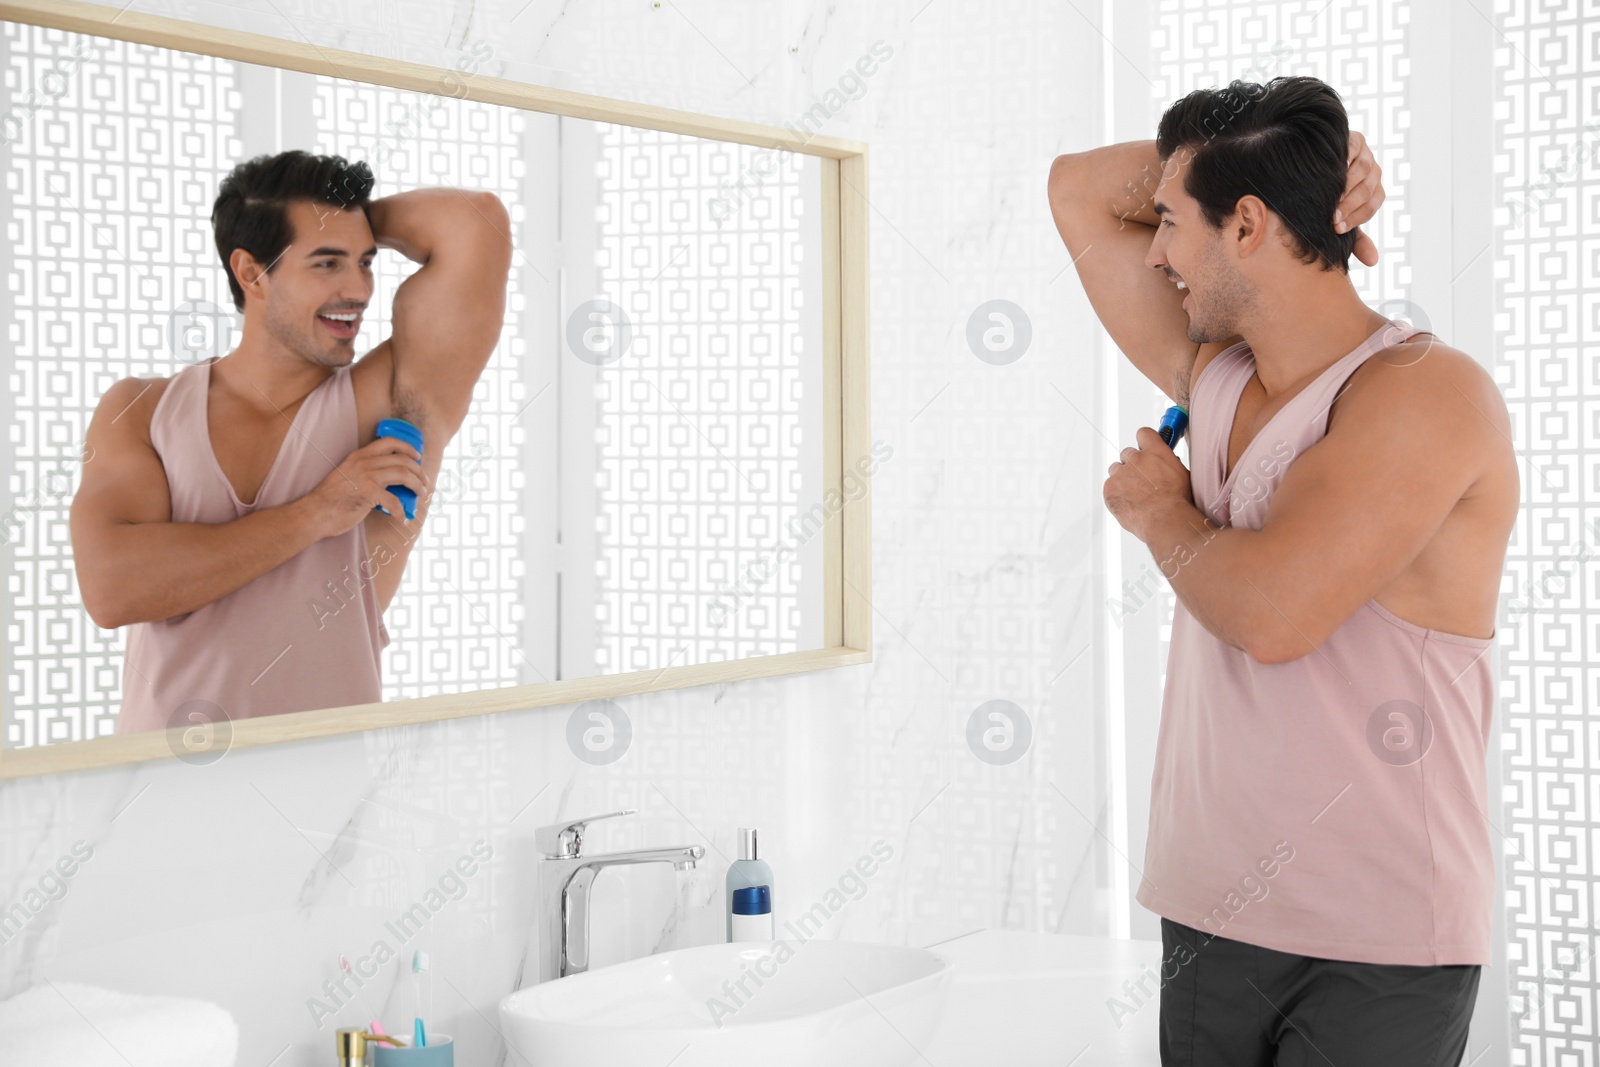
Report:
1135,319,1497,966
116,358,390,736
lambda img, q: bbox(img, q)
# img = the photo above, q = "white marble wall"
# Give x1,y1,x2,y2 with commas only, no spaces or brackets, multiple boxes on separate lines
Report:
0,1,1126,1063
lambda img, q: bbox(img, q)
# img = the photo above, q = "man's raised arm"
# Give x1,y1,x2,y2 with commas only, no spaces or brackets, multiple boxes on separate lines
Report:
363,189,513,437
1048,141,1237,405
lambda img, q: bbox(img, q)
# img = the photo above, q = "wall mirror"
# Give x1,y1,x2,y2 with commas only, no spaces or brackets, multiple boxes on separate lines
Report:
0,0,871,779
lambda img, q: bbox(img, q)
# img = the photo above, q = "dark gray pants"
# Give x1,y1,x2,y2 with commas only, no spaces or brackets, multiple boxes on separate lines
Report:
1159,918,1481,1067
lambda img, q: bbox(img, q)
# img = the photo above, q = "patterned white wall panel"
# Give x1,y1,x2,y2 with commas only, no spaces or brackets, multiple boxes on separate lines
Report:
2,24,242,746
1493,1,1599,1061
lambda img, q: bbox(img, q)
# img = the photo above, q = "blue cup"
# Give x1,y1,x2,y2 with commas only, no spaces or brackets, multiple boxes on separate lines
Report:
373,417,424,520
373,1033,452,1066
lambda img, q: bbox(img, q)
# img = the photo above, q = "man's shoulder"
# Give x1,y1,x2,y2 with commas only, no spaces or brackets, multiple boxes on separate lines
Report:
1352,334,1501,412
96,371,180,440
1339,334,1513,475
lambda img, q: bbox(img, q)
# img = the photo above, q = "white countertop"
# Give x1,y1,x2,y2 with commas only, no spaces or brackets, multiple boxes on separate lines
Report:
920,929,1164,1065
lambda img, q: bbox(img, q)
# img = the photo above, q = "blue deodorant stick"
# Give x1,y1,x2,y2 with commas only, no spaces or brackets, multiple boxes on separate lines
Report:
373,417,423,520
1158,405,1189,450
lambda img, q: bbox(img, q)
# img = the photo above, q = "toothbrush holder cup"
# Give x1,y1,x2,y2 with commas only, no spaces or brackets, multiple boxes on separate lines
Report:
372,1035,453,1066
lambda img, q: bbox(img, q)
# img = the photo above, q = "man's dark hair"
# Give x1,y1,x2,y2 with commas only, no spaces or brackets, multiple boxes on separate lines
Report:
211,150,375,311
1155,75,1358,273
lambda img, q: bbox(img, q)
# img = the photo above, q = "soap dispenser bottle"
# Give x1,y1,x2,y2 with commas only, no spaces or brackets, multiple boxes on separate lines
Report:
725,827,775,941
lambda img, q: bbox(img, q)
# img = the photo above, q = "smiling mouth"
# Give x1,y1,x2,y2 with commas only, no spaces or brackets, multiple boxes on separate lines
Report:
318,312,361,339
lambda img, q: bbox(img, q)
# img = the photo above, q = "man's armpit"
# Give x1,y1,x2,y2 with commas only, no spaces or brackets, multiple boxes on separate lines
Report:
1173,363,1193,410
389,375,433,439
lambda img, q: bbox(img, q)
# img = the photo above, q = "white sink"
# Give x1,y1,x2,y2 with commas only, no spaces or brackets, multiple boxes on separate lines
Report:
922,930,1164,1065
498,939,954,1067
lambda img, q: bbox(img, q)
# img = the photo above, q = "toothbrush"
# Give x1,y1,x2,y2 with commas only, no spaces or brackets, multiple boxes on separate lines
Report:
411,950,429,1047
341,955,385,1036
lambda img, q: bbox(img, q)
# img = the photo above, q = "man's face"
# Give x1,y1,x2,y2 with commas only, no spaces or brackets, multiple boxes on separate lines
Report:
1145,148,1256,345
255,200,376,368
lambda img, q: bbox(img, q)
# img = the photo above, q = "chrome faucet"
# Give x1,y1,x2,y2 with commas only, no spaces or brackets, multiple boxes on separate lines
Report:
534,808,705,982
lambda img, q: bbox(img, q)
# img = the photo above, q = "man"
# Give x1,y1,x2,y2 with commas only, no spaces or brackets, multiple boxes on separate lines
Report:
1048,76,1517,1064
70,150,512,734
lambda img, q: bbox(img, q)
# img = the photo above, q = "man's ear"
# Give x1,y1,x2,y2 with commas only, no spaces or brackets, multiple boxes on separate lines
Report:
1230,195,1274,258
230,247,268,301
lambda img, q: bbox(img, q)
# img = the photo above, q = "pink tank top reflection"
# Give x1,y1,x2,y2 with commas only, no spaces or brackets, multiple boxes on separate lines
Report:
116,359,390,736
1136,319,1498,966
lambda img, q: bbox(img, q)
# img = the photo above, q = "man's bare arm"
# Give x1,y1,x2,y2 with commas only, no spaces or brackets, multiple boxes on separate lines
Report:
71,378,428,629
364,188,513,438
1235,348,1493,662
69,379,328,629
354,189,511,616
1048,141,1238,404
1136,347,1491,663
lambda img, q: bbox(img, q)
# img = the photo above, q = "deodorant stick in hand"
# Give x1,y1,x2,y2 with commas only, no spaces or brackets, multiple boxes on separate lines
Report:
372,417,424,520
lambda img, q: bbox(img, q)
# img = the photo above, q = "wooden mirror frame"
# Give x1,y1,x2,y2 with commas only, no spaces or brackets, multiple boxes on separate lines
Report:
0,0,871,780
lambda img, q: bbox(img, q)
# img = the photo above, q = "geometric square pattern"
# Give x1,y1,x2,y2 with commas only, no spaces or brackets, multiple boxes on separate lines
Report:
2,23,243,746
1493,1,1600,1061
592,123,809,672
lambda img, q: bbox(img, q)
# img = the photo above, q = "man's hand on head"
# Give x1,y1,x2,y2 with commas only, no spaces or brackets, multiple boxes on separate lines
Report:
1336,130,1384,267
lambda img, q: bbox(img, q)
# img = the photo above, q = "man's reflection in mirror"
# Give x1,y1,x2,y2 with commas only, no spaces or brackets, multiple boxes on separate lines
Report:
68,150,512,734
